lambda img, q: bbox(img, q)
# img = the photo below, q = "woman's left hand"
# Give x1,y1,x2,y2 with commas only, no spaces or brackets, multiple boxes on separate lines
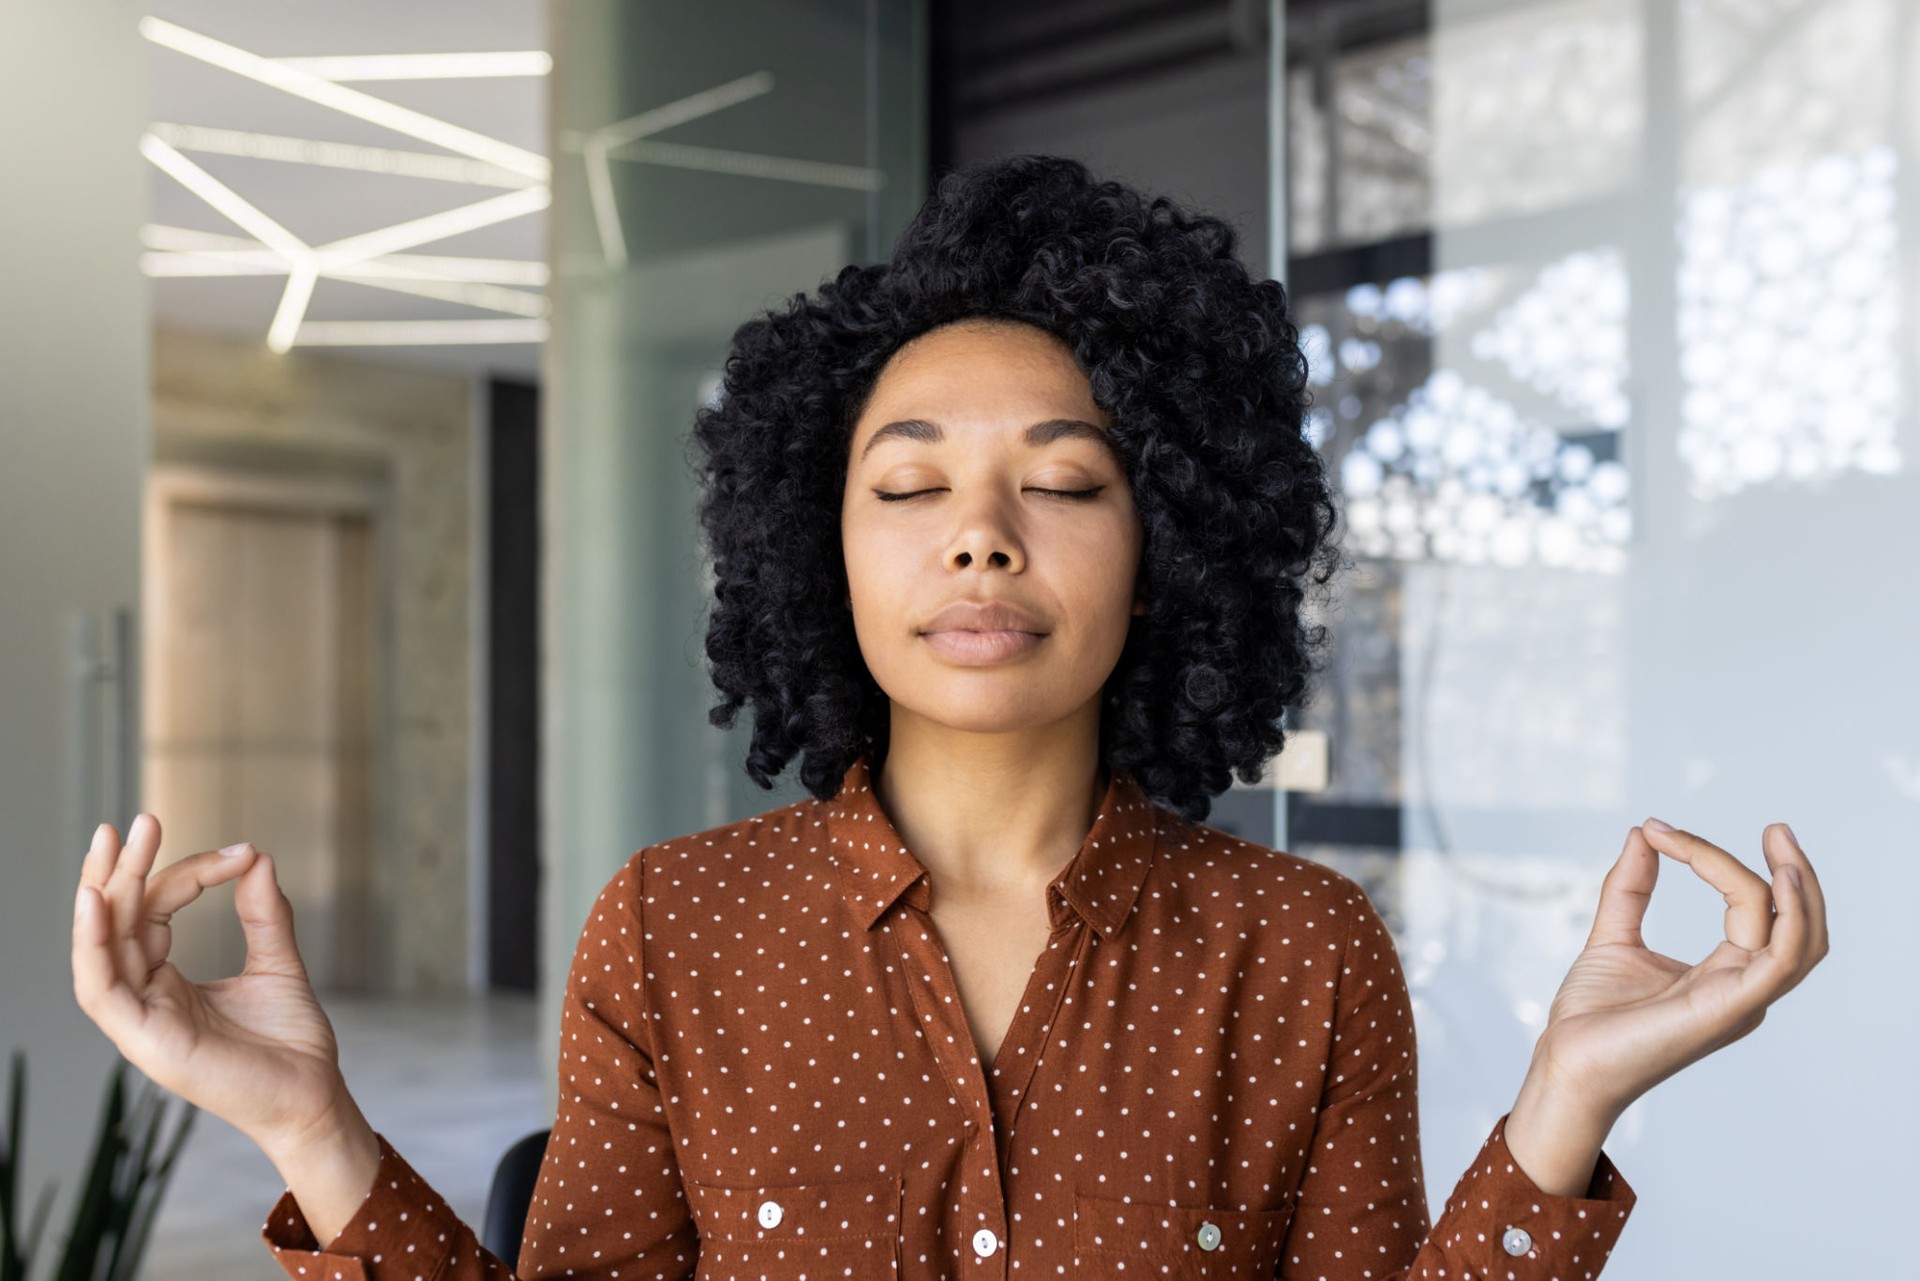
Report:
1532,819,1829,1120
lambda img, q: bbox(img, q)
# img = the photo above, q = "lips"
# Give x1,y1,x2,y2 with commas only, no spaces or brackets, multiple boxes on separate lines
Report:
920,628,1045,664
919,598,1048,635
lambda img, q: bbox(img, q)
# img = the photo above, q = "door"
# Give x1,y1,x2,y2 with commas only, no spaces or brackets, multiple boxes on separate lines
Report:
143,466,381,993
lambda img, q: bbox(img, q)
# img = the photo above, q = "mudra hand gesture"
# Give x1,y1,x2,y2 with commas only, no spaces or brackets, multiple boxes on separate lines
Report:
1535,819,1830,1121
69,813,355,1160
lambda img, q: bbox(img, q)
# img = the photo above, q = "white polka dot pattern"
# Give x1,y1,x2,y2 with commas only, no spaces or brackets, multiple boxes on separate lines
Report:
257,750,1637,1280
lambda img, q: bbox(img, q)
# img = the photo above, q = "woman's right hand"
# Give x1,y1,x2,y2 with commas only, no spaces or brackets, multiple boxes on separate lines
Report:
70,812,356,1159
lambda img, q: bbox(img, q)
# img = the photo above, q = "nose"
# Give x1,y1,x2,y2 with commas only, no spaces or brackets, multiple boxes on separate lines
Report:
943,489,1026,574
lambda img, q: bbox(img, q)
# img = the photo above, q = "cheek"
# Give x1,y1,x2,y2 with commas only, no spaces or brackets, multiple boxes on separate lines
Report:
842,513,913,606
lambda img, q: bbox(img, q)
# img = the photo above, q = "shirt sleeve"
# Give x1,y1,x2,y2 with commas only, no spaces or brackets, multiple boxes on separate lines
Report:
1280,882,1637,1280
260,853,699,1281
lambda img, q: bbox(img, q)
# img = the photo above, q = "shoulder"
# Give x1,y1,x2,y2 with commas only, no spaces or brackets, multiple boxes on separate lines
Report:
1154,808,1379,936
605,795,834,913
638,795,828,877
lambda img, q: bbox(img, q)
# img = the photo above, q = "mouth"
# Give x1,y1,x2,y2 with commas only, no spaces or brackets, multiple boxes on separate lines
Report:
920,628,1047,664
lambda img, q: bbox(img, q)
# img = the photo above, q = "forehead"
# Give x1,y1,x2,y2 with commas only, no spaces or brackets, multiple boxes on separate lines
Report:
852,320,1109,455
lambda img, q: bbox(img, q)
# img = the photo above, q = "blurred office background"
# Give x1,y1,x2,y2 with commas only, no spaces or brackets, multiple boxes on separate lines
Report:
2,0,1909,1276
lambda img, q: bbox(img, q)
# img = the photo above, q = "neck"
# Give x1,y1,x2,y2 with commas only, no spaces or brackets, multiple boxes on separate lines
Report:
870,708,1109,902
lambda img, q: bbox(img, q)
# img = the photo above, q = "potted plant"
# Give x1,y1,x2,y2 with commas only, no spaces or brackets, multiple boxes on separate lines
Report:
0,1049,197,1281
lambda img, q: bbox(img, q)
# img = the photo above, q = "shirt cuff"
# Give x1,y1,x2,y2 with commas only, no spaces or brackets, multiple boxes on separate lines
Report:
260,1132,459,1281
1446,1110,1636,1277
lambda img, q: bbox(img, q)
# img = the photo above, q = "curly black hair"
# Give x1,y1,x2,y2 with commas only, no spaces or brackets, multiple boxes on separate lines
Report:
689,153,1342,822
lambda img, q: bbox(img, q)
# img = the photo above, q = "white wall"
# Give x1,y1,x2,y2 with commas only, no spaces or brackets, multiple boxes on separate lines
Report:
0,0,151,1257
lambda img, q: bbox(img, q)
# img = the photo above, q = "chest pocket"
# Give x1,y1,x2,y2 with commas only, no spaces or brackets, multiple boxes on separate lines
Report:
686,1172,902,1280
1072,1188,1301,1278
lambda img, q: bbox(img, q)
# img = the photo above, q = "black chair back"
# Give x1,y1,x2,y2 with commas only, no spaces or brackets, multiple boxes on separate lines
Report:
481,1127,553,1266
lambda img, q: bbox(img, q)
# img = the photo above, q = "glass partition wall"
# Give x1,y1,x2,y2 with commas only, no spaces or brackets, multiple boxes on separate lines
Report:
1282,0,1912,1272
540,0,925,1082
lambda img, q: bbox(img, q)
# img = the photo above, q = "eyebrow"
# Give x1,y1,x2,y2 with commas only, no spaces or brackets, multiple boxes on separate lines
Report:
858,417,1114,462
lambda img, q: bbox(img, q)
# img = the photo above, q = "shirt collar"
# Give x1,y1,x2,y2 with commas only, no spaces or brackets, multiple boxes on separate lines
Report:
819,750,1161,941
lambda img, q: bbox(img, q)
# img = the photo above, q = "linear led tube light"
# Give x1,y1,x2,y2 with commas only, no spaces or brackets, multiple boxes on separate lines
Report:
139,134,312,263
142,226,548,285
140,250,545,316
292,319,548,346
148,123,532,187
139,17,548,182
268,261,319,352
326,271,548,316
609,139,883,191
313,185,550,268
271,51,551,80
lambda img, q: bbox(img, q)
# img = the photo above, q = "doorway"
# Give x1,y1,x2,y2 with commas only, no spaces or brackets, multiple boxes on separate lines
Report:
142,463,384,994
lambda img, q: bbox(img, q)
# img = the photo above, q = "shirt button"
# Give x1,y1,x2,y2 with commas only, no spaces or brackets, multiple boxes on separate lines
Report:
1196,1222,1222,1251
757,1200,783,1230
971,1228,999,1258
1501,1225,1533,1256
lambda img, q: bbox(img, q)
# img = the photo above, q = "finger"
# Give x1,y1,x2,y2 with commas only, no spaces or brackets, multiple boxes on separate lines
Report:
1641,818,1775,952
1741,839,1814,1001
1586,825,1659,948
1764,823,1829,963
71,882,149,1047
104,813,170,994
140,844,258,970
232,852,308,980
79,821,118,891
104,813,163,945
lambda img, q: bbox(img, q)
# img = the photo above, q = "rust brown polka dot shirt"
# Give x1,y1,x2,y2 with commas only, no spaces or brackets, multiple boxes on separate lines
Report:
263,751,1636,1279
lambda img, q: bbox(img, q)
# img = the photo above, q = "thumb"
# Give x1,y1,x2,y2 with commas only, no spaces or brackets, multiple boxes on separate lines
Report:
233,852,309,980
1585,825,1659,949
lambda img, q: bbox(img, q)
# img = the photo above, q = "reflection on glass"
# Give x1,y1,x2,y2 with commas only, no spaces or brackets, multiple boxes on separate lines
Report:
1430,0,1640,226
1303,258,1631,572
1288,33,1432,252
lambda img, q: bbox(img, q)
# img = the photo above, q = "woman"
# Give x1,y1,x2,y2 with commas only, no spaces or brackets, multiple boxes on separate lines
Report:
71,155,1828,1280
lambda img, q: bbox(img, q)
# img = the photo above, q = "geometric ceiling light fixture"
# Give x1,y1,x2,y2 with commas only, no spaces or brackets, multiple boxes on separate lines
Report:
140,131,550,350
138,18,547,181
138,15,550,351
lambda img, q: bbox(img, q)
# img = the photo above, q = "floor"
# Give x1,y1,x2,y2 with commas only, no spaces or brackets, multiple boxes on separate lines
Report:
145,992,545,1280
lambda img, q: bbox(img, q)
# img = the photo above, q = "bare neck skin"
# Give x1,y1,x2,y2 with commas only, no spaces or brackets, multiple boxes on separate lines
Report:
870,703,1109,903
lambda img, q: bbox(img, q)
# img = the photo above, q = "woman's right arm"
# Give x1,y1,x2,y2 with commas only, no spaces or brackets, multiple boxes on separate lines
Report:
70,815,699,1280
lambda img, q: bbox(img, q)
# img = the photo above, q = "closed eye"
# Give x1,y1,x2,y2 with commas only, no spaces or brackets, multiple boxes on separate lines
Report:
873,486,1105,502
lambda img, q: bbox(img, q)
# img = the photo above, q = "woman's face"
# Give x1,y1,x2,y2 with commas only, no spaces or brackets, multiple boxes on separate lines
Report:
841,319,1146,737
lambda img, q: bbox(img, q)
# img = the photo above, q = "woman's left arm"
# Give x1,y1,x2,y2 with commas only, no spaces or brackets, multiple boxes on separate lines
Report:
1503,820,1831,1196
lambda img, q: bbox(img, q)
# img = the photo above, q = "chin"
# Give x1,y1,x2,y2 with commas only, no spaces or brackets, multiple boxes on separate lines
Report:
899,678,1093,736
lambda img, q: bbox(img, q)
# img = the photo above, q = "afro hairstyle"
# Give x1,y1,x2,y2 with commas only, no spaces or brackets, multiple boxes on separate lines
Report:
689,152,1342,822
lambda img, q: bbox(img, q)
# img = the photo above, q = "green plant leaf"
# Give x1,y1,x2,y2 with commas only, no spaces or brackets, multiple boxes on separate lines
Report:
104,1100,197,1281
52,1058,129,1281
20,1185,55,1281
1,1049,24,1280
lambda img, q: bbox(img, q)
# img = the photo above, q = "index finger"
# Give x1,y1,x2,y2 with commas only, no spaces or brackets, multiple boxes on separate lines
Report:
72,881,147,1043
1641,818,1776,952
78,821,120,891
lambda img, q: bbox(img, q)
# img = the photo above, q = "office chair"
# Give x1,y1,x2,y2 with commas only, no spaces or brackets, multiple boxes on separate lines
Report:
481,1127,552,1266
